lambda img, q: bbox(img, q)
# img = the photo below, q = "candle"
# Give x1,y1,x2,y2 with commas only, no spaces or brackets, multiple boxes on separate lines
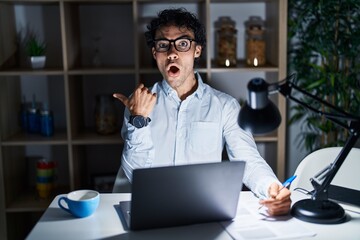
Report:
253,57,258,67
225,59,230,67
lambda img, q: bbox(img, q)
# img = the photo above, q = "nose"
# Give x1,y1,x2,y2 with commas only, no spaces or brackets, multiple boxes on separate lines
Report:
167,44,179,59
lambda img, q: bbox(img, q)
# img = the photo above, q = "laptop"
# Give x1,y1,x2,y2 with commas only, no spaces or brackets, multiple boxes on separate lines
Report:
119,161,245,230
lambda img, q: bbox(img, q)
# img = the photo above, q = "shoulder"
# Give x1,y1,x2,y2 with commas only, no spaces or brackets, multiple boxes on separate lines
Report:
202,83,240,109
150,80,170,95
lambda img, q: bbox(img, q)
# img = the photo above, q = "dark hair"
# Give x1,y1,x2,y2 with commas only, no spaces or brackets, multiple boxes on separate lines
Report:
144,8,206,49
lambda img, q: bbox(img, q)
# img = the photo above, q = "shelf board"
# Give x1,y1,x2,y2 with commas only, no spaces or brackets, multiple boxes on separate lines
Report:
6,186,69,213
1,130,124,145
211,60,278,73
138,67,208,74
68,67,135,75
137,0,206,3
254,132,278,142
0,65,277,76
72,131,124,145
210,0,267,3
0,68,64,76
138,68,160,74
1,131,68,146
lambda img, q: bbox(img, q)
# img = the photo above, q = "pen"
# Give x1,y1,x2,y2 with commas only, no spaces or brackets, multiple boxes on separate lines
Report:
278,175,297,192
258,175,297,210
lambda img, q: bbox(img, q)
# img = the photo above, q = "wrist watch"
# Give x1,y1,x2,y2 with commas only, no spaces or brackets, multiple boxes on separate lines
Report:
129,115,151,128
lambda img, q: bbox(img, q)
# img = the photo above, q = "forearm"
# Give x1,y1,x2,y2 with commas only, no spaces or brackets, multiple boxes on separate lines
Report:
227,138,279,198
245,161,280,199
224,100,280,198
121,121,155,182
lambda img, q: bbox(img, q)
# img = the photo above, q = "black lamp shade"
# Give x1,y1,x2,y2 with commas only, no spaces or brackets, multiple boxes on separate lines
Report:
239,100,281,135
239,77,282,135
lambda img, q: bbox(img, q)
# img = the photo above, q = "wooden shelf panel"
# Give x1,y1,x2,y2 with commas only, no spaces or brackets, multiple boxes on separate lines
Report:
72,131,124,145
1,131,125,145
5,186,69,213
0,68,64,76
62,0,134,3
68,67,135,75
254,134,278,142
210,0,268,3
137,0,205,3
210,60,278,72
1,131,68,146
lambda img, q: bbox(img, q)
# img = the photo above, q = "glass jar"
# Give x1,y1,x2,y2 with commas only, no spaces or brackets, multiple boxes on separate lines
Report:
215,16,237,67
95,94,118,135
40,108,54,137
245,16,266,67
27,106,40,133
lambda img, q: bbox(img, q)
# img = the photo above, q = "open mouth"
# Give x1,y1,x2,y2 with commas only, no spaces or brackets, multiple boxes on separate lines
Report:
168,65,180,77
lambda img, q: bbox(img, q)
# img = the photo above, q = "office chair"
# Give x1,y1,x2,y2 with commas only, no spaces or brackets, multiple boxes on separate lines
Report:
290,147,360,202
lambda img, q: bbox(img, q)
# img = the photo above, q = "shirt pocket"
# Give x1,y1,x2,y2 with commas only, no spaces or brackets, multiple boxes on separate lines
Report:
189,122,219,154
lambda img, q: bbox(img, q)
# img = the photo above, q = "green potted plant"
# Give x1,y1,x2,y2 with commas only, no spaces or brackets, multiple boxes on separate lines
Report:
288,0,360,152
25,34,47,69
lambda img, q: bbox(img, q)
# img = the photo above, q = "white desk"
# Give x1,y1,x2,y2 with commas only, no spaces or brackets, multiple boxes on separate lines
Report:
26,192,360,240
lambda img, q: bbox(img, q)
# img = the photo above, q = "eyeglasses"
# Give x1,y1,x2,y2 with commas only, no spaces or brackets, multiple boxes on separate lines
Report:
153,37,195,52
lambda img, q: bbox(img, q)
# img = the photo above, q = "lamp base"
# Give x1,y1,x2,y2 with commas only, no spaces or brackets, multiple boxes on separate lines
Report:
291,199,346,224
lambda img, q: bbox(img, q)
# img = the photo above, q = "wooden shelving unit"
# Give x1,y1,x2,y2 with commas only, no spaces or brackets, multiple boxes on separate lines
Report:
0,0,287,239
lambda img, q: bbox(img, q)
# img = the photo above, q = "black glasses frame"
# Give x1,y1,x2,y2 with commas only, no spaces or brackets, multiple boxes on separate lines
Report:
153,37,196,52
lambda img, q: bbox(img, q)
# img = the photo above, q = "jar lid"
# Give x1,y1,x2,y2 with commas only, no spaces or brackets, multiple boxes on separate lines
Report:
215,16,236,29
40,109,52,115
245,16,265,30
27,107,38,113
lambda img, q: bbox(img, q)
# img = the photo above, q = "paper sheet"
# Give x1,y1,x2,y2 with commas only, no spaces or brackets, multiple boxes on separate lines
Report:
221,199,317,240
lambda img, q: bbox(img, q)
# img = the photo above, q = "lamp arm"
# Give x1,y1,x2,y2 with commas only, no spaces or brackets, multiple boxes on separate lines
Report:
272,77,360,201
275,79,359,122
310,130,359,200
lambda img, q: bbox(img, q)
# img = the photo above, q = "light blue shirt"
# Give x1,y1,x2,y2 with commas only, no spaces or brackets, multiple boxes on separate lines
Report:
120,73,280,198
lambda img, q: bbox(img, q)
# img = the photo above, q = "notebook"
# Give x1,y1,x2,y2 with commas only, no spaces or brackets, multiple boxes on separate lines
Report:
119,161,245,230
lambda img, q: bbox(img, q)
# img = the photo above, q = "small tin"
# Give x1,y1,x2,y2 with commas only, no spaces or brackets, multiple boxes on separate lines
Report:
40,109,54,136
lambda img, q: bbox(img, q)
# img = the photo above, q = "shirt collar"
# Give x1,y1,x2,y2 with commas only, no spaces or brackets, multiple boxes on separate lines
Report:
161,71,205,99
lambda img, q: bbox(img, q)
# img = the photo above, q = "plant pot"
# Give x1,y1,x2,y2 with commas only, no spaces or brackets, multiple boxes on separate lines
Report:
30,56,46,69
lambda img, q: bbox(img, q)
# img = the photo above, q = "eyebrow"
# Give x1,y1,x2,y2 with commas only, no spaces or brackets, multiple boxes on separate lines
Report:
154,35,193,41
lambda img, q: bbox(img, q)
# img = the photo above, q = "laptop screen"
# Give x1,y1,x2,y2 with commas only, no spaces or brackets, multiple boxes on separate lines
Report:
120,161,245,230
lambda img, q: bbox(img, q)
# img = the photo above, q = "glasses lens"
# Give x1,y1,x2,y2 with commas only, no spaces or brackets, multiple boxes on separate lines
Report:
155,40,170,52
174,39,191,52
154,40,170,52
154,38,193,52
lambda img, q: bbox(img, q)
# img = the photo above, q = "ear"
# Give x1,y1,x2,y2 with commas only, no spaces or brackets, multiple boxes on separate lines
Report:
194,45,202,58
152,47,157,60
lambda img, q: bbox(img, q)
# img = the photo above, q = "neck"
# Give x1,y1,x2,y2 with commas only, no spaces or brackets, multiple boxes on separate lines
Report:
177,76,198,101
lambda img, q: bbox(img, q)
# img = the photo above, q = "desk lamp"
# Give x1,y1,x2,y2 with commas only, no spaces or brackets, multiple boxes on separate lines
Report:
239,74,360,224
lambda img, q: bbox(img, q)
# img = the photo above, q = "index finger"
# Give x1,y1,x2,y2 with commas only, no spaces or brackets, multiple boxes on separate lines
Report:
259,198,277,205
275,187,291,200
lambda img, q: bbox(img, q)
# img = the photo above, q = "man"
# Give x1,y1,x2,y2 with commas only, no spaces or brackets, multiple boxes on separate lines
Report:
113,8,291,216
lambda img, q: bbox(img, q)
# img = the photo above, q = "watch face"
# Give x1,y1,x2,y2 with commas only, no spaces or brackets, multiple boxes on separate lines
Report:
133,116,146,128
